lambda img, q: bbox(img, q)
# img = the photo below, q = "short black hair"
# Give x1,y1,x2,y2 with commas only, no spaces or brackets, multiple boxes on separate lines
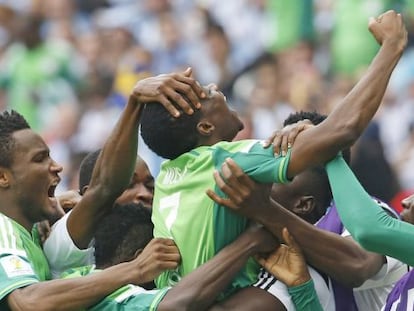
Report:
283,110,351,164
283,111,347,215
94,202,153,269
140,102,202,159
0,110,30,167
78,149,101,194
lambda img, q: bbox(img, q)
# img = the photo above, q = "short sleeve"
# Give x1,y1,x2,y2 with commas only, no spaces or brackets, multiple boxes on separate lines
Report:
43,211,95,279
213,142,292,184
0,218,38,300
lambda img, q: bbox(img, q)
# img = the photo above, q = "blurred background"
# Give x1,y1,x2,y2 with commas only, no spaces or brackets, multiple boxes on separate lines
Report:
1,0,414,212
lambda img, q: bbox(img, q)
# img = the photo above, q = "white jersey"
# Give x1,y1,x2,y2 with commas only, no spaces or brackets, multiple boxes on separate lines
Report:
255,265,335,311
42,211,95,279
342,229,409,311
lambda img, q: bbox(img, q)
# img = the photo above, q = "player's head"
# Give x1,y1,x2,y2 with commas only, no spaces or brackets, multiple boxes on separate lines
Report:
283,110,351,164
78,149,101,195
0,110,31,168
140,84,244,159
0,110,63,224
94,202,154,269
271,166,331,224
78,150,154,210
116,157,154,210
271,111,351,224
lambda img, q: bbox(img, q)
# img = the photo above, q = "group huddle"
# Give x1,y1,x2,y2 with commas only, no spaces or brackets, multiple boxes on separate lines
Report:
0,9,414,311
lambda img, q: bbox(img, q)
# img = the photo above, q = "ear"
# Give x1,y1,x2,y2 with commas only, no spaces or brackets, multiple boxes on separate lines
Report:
81,185,89,195
292,195,315,216
197,120,215,136
0,167,11,189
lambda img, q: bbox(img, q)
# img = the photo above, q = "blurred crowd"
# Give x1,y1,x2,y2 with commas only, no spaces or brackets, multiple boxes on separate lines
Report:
1,0,414,211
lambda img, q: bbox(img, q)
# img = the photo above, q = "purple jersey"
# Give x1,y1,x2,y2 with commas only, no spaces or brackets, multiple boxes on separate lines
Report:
316,203,358,311
383,270,414,311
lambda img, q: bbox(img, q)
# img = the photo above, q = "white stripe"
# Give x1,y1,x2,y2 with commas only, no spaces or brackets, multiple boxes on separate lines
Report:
114,285,150,303
0,216,10,249
7,219,16,250
243,140,260,153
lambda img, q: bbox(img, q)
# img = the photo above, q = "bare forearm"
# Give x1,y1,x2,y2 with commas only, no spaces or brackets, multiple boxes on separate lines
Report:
327,41,402,138
255,201,382,287
288,42,403,177
91,96,142,199
159,233,258,311
68,98,142,248
8,263,133,311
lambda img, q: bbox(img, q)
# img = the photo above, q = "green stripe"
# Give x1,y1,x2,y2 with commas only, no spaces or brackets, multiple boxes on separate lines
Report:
278,156,287,183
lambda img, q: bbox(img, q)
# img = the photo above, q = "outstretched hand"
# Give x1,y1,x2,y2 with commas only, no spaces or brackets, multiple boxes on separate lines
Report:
368,10,407,52
256,228,310,288
131,67,206,117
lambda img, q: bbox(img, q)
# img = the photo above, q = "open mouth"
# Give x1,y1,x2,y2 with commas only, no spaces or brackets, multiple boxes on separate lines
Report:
48,183,58,198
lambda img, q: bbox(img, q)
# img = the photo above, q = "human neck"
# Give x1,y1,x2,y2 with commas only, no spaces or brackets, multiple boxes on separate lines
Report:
196,135,221,148
0,198,34,233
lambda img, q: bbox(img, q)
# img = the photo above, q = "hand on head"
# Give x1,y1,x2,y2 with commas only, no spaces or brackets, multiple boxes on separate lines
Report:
132,67,206,117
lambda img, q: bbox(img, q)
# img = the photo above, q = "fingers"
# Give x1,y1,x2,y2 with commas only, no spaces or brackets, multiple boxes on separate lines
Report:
282,228,294,246
178,67,206,101
162,80,195,116
223,158,255,189
282,228,302,255
211,170,241,207
206,189,237,209
263,130,277,149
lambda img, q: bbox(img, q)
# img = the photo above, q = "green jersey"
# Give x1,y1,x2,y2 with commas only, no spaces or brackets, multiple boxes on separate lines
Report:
62,266,170,311
152,140,291,295
0,213,50,301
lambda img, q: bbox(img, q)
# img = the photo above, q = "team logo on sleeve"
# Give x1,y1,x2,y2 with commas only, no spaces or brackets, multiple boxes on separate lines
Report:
0,255,34,277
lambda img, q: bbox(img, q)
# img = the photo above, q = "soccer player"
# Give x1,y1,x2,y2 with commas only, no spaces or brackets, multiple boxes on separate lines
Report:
0,68,204,309
43,151,155,279
62,202,284,310
139,9,408,299
209,112,407,311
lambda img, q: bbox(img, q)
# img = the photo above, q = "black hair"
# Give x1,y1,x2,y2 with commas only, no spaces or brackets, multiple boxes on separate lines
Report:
0,110,30,168
283,110,351,164
78,149,101,194
140,102,202,159
283,111,349,216
94,202,153,269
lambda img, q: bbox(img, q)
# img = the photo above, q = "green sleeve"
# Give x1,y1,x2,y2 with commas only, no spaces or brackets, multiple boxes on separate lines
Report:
213,144,291,184
326,156,414,266
287,280,323,311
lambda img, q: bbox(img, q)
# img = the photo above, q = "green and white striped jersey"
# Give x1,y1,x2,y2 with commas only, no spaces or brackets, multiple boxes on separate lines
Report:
152,140,291,297
0,213,50,300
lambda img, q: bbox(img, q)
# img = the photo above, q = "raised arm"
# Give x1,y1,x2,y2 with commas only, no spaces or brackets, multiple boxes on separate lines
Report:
158,226,278,311
207,158,384,287
67,69,205,248
284,11,407,178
